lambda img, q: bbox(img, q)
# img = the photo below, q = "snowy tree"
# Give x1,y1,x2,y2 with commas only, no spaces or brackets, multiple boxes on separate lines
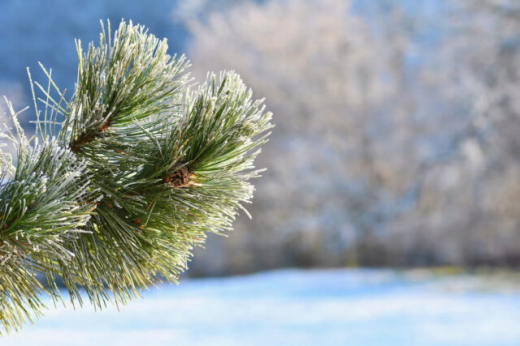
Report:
184,0,432,270
184,0,520,269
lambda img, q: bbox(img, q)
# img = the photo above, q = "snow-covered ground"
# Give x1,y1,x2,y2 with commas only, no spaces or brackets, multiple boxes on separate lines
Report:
3,269,520,346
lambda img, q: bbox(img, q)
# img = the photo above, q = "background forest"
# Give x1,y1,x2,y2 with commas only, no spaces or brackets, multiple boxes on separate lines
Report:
2,0,520,276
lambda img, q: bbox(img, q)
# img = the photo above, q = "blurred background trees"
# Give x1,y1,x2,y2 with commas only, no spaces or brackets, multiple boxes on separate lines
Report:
183,0,520,274
2,0,520,275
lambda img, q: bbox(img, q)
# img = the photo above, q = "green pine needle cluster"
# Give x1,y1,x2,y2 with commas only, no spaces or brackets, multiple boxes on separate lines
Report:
0,20,273,333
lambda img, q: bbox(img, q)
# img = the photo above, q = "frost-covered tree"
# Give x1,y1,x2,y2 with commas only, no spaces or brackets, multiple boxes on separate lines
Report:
184,0,432,271
184,0,520,269
0,20,272,332
416,0,520,265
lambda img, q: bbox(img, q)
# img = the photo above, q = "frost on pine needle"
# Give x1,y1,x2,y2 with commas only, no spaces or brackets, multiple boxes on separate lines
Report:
0,20,272,333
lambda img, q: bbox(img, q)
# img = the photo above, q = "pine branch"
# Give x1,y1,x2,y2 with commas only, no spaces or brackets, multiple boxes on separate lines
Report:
0,19,272,333
0,103,94,332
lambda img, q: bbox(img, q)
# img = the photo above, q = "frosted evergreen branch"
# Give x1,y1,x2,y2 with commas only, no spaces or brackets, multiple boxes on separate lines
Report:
0,19,272,333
